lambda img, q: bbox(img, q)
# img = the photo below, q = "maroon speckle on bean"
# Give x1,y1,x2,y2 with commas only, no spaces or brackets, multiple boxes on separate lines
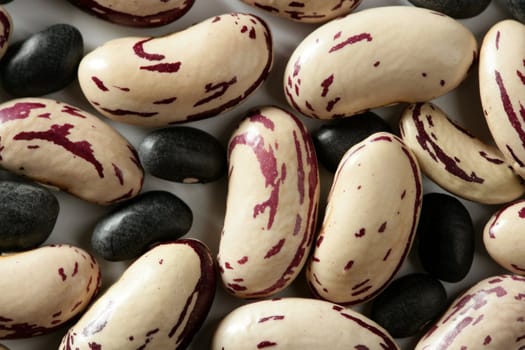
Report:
328,33,372,53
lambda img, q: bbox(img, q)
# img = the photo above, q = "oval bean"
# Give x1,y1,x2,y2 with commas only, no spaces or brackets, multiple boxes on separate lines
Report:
67,0,194,27
0,98,144,205
307,132,422,305
212,298,400,350
59,239,216,350
78,13,273,127
415,274,525,349
0,245,101,339
284,6,476,119
219,106,320,298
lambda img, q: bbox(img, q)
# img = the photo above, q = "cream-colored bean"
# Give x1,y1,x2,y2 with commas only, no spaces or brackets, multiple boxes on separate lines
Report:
484,200,525,274
78,13,273,127
307,132,422,305
59,239,216,350
219,106,320,298
212,297,400,350
480,20,525,179
0,98,144,205
284,6,476,119
415,274,525,349
399,102,524,204
241,0,361,23
68,0,194,26
0,245,101,339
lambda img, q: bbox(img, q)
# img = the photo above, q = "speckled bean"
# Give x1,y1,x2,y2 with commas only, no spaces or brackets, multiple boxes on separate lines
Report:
68,0,195,27
284,6,477,119
240,0,361,23
399,102,524,204
0,98,144,205
479,19,525,179
0,245,101,339
415,274,525,349
78,13,273,127
483,200,525,274
212,297,400,350
307,132,422,305
0,6,11,60
218,106,320,298
59,239,216,350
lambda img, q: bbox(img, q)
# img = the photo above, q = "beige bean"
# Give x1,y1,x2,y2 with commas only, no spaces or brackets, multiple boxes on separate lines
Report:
59,239,216,350
240,0,361,23
212,298,400,350
219,106,320,298
78,13,273,127
415,274,525,349
284,6,476,119
0,98,144,205
479,19,525,179
484,200,525,274
399,102,524,204
0,245,101,339
307,132,422,305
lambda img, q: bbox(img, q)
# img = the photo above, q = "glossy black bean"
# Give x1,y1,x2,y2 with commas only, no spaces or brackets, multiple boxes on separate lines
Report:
503,0,525,23
91,191,193,261
407,0,491,18
0,180,59,251
313,112,392,172
370,273,448,338
139,126,226,184
0,23,83,96
417,192,474,282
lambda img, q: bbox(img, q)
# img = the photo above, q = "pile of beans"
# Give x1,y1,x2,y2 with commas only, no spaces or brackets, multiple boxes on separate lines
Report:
1,0,524,349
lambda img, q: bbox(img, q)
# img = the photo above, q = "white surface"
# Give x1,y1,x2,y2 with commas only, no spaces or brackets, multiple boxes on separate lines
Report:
0,0,515,349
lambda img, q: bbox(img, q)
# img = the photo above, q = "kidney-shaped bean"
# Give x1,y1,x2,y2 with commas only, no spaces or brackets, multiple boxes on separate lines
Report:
400,102,525,204
212,297,400,350
415,274,525,349
68,0,194,27
60,239,215,350
219,106,320,298
0,98,144,205
0,244,101,339
240,0,362,23
484,200,525,274
284,6,476,119
479,19,525,180
307,132,422,305
78,13,273,127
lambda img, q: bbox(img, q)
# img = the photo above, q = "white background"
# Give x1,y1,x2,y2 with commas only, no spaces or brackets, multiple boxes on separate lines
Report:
0,0,516,349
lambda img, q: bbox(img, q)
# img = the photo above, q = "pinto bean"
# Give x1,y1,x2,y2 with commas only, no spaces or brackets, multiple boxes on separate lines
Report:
415,274,525,349
483,200,525,275
59,239,216,350
0,6,10,59
218,106,320,298
0,245,101,339
240,0,361,23
212,297,400,350
284,6,476,119
0,98,144,205
399,102,524,204
307,132,422,305
78,13,273,127
67,0,194,27
479,19,525,180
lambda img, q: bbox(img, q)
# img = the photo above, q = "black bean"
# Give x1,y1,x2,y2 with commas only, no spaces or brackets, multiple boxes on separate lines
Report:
407,0,491,18
0,23,83,96
139,126,227,184
312,112,392,172
502,0,525,23
417,192,475,282
370,273,448,338
91,191,193,261
0,180,59,251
